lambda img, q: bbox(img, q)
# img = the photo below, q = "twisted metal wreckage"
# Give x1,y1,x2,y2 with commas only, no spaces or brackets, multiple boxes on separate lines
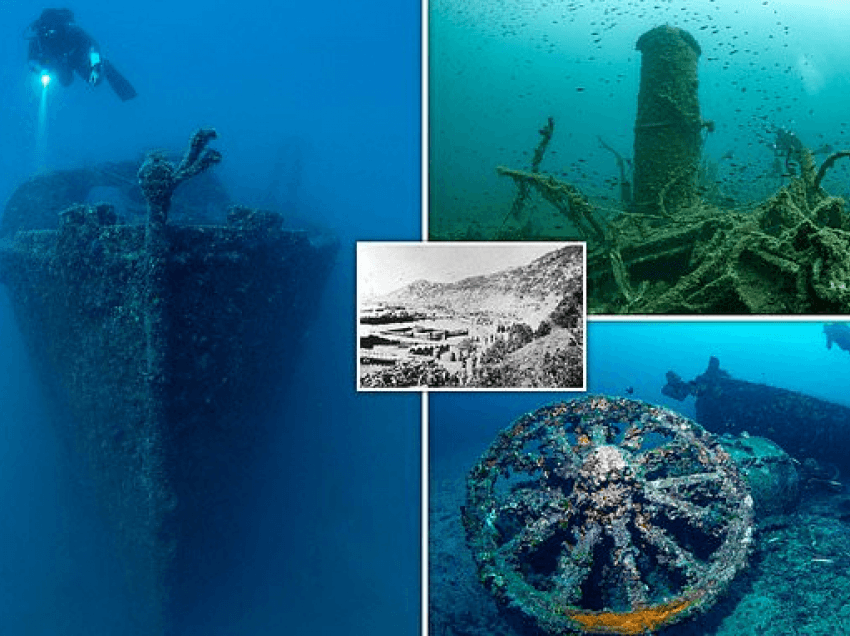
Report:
463,396,754,635
494,25,850,314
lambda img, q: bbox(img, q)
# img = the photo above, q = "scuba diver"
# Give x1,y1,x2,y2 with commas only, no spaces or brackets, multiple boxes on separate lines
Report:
770,126,804,176
824,323,850,355
25,8,137,101
769,125,834,177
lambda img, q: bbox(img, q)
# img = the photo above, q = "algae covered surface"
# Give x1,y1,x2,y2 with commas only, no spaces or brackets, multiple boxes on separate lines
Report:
449,147,850,315
587,165,850,314
429,0,850,315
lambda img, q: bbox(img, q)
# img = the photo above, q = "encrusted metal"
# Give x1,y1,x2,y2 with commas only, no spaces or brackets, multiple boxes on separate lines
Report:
463,396,754,635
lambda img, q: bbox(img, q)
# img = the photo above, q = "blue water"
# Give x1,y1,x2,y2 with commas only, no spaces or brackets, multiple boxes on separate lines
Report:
0,1,420,634
432,320,850,460
429,0,850,237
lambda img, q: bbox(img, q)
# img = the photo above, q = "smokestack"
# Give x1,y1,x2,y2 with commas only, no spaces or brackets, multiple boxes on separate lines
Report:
633,25,703,216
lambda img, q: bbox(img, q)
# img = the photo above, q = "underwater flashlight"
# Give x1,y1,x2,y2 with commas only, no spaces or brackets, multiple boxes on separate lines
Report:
40,71,51,87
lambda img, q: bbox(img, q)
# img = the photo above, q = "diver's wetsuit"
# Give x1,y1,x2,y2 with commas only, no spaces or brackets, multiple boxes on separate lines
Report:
771,127,804,175
26,8,137,100
29,19,98,87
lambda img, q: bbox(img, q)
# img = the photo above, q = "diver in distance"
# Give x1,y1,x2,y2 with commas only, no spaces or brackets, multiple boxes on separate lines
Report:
824,323,850,355
769,125,834,177
769,126,804,176
25,8,137,101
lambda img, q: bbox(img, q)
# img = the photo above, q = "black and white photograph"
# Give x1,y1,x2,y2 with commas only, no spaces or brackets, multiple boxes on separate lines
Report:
357,242,586,390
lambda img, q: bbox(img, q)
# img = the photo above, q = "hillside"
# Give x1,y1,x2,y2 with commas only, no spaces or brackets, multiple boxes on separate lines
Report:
376,245,583,326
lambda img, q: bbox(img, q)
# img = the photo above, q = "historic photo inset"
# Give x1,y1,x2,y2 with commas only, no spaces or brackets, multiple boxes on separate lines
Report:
356,242,586,390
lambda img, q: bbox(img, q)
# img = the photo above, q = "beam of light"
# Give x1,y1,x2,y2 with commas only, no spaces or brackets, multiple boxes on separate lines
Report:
36,77,49,172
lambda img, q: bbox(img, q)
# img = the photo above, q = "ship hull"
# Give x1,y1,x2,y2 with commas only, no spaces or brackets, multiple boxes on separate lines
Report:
0,209,337,634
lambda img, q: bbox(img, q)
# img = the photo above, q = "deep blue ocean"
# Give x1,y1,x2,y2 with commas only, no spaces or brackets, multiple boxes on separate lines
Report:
432,321,850,464
0,1,420,634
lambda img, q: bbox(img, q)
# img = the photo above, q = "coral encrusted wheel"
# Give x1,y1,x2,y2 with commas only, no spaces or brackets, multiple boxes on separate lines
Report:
463,396,754,635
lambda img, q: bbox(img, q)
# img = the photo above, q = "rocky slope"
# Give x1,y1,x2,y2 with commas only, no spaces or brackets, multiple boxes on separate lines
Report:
376,245,583,326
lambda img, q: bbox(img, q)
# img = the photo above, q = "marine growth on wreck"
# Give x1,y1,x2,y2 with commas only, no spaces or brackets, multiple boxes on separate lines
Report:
463,396,754,635
0,129,338,635
442,25,850,315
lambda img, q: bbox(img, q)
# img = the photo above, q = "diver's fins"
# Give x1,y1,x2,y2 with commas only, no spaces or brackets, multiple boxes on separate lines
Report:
103,60,137,101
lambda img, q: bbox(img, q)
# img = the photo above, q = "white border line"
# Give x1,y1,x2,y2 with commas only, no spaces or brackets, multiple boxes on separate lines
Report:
589,314,850,322
418,0,843,629
421,0,430,243
420,2,431,626
418,0,836,326
421,393,429,636
355,241,587,392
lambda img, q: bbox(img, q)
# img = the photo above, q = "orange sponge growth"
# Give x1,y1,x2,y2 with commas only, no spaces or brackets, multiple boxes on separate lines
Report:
567,597,696,635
